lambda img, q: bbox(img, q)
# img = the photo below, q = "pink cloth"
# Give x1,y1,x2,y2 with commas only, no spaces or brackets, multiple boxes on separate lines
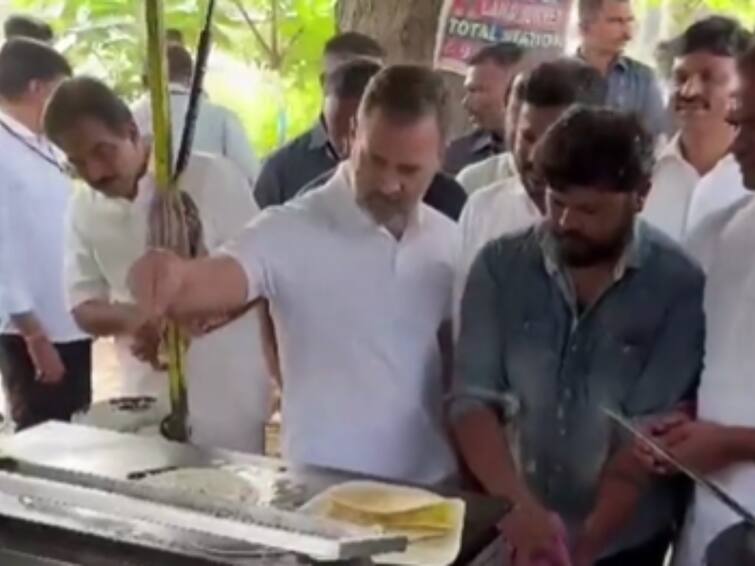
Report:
528,514,572,566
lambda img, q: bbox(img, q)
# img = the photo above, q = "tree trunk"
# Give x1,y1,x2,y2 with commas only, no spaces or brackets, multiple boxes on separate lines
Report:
336,0,444,64
336,0,469,137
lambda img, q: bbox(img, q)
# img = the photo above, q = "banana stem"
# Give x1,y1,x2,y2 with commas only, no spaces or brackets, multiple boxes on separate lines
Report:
144,0,189,442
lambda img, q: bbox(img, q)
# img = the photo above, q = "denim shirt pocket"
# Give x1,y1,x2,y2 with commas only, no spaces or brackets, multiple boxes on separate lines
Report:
588,328,648,407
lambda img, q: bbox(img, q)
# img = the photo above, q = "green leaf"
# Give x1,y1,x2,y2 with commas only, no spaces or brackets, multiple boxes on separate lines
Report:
12,0,336,154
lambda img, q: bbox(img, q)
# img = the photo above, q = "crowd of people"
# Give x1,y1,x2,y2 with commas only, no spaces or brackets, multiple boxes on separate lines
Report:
1,1,755,565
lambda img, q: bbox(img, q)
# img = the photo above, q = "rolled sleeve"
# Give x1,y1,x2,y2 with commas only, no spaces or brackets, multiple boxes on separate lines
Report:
0,178,34,315
622,268,705,417
451,243,510,420
64,196,109,310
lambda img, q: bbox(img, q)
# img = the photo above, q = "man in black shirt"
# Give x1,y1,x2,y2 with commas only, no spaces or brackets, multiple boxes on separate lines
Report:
444,42,526,175
253,32,385,208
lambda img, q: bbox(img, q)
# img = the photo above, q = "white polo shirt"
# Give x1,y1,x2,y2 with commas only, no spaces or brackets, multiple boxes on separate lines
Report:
0,109,85,343
456,152,517,195
221,163,459,484
454,175,542,326
674,196,755,565
66,152,269,453
643,135,748,241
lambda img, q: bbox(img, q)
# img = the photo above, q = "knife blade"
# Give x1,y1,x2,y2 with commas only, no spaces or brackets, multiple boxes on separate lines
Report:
602,407,755,527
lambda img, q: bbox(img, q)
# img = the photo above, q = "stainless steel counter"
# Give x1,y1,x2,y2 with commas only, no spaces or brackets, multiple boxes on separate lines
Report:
0,423,508,565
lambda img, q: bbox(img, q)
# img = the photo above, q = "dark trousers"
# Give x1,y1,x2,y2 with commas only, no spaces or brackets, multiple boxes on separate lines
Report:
0,335,92,431
597,532,671,566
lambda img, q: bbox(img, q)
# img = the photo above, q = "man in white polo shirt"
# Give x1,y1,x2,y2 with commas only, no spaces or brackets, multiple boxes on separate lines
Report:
636,43,755,566
127,66,459,485
455,59,606,316
643,17,751,242
43,77,270,453
0,39,92,430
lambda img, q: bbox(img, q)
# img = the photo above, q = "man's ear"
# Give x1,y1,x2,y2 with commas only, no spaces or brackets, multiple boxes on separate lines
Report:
26,79,46,101
126,120,141,143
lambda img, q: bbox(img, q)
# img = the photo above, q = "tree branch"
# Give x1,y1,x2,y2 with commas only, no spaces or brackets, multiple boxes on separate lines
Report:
279,27,304,68
230,0,277,68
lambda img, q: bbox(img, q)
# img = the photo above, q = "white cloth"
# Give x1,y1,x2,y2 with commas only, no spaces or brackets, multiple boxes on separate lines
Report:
221,163,459,484
65,152,269,453
674,197,755,566
643,135,748,241
132,84,259,186
456,152,517,195
454,175,542,328
0,109,85,342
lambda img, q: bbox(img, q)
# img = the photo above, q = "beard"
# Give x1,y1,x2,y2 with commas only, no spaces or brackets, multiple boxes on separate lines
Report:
552,211,634,268
555,232,630,267
356,192,412,236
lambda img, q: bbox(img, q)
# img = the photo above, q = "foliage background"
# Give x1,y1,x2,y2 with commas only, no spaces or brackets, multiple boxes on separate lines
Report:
9,0,755,155
11,0,336,155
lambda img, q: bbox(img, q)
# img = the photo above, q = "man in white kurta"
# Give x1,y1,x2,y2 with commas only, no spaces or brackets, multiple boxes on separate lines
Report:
637,42,755,566
642,17,751,241
670,196,755,566
45,77,269,454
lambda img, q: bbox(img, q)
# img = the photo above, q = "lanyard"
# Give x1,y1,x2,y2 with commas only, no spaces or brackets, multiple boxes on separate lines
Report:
0,119,67,174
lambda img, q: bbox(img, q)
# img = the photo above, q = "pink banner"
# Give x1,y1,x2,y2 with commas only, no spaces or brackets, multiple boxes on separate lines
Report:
435,0,574,74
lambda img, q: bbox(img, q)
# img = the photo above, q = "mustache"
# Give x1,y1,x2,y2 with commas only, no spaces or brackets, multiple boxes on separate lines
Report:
675,96,709,109
556,230,590,243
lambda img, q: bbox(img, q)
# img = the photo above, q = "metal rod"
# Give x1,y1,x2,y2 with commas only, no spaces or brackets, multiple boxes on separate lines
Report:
603,407,755,527
173,0,217,180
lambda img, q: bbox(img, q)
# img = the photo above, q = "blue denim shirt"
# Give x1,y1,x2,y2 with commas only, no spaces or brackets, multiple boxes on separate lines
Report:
453,221,704,550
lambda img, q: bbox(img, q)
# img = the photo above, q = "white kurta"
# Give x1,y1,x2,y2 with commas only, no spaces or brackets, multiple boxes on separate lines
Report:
675,197,755,565
455,152,517,195
454,174,542,330
644,135,748,242
65,152,269,453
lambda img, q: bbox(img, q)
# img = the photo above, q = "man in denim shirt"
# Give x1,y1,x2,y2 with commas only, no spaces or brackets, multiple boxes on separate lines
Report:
452,107,704,566
576,0,667,139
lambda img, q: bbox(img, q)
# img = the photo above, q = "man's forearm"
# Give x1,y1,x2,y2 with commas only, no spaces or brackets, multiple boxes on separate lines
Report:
578,447,651,560
452,407,531,502
171,256,250,319
72,300,141,337
727,426,755,463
